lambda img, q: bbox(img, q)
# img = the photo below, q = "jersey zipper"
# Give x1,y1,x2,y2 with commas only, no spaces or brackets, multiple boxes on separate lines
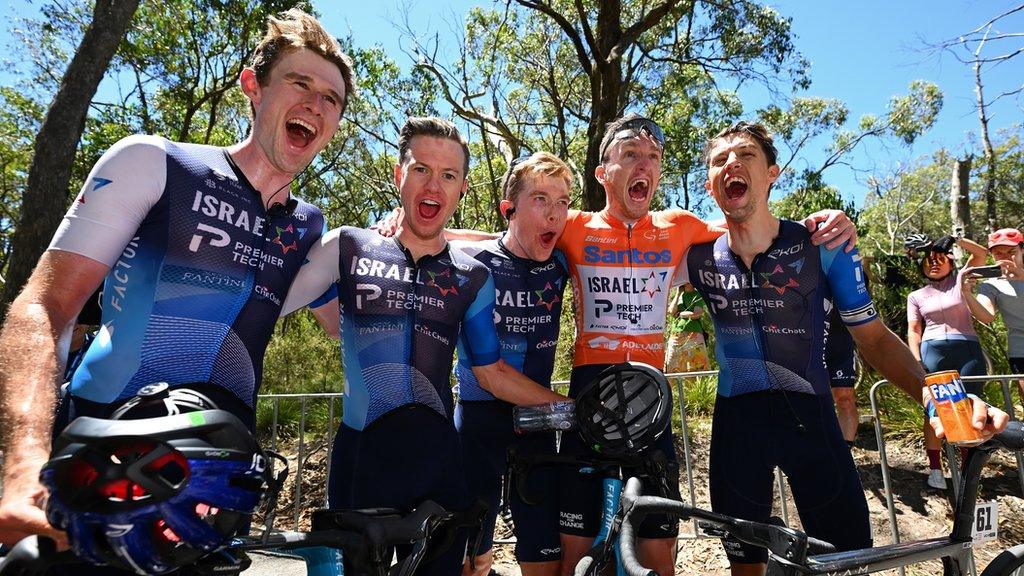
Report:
398,241,419,398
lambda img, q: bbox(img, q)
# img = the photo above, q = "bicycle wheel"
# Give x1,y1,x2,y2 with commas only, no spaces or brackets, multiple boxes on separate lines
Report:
981,544,1024,576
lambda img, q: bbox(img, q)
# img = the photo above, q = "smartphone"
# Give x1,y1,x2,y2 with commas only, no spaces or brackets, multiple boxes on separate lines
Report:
970,265,1003,278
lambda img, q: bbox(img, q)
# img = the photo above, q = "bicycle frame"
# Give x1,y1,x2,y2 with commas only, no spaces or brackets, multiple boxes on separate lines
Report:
592,475,626,576
620,423,1024,576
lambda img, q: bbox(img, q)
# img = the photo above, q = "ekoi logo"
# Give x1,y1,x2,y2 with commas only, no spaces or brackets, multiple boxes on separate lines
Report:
189,223,230,252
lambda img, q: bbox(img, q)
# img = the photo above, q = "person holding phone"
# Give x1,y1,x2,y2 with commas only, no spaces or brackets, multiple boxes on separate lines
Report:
905,232,989,490
962,228,1024,400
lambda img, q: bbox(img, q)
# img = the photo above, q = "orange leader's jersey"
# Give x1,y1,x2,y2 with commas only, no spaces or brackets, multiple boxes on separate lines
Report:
556,209,724,367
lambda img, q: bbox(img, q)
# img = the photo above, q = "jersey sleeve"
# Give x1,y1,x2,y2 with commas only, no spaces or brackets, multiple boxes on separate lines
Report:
663,209,726,245
977,279,1000,303
48,135,168,267
820,243,877,326
281,227,342,315
458,273,501,366
906,291,923,324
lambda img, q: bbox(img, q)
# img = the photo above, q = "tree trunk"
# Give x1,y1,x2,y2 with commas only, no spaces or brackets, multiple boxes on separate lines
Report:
974,59,998,233
582,0,624,211
1,0,140,308
951,155,973,240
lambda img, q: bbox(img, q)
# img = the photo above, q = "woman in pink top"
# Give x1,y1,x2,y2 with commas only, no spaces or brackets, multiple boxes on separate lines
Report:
905,234,988,490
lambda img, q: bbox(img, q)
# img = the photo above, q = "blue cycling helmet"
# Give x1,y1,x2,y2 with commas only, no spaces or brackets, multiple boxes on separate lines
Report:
41,383,275,574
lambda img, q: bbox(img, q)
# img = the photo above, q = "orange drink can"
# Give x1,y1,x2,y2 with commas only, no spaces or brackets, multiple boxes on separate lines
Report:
925,370,984,447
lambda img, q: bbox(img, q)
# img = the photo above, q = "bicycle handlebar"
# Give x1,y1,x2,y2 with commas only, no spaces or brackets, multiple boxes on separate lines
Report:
618,421,1024,575
0,499,489,576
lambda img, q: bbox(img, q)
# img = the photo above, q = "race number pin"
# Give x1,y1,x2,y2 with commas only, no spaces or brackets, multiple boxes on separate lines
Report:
972,501,998,543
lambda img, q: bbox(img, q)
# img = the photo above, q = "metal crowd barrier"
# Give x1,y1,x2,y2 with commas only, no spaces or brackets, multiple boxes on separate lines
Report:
868,373,1024,576
256,371,1023,549
255,372,797,539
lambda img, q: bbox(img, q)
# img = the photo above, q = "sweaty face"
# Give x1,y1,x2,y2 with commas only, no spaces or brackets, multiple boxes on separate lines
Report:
395,136,468,244
705,134,779,223
505,175,571,261
248,49,346,176
597,131,662,222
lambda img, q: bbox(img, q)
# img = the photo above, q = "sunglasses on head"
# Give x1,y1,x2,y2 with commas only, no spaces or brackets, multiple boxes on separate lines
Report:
601,117,666,158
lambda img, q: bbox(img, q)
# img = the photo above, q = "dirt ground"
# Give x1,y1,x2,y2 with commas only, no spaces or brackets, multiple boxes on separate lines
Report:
269,419,1024,575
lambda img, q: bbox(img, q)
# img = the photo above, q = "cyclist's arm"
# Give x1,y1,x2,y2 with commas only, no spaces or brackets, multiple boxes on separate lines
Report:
848,319,926,402
460,275,567,405
802,209,858,251
906,320,924,362
309,297,340,339
280,228,341,316
0,136,168,546
0,252,106,547
957,236,989,267
444,228,500,241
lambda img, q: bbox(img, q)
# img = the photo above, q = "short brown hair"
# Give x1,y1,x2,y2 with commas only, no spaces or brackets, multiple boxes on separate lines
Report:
502,152,573,203
703,121,779,166
397,117,470,177
251,8,356,116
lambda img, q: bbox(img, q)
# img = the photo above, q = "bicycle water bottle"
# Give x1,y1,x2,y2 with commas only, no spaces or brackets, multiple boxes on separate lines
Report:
513,401,575,434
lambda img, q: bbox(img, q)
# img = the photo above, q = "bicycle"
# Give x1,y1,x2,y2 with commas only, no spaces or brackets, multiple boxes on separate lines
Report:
0,498,488,576
510,361,676,576
0,382,489,576
614,420,1024,576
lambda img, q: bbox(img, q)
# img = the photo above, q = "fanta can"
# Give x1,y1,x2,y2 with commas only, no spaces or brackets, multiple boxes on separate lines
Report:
925,370,984,446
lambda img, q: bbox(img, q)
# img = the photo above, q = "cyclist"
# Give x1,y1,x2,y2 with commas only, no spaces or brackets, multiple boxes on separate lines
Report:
0,8,354,549
685,121,1008,576
551,114,857,576
418,113,858,576
279,117,567,575
452,152,572,576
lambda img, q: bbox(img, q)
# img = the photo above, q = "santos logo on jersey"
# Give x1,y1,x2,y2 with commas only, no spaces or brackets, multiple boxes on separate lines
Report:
583,246,672,264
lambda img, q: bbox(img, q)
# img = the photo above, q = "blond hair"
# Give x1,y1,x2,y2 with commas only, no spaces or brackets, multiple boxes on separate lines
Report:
251,8,356,115
502,151,573,203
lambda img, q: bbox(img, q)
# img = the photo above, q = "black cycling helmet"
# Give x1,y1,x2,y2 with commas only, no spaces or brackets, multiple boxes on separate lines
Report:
41,383,277,574
903,232,932,252
573,362,672,458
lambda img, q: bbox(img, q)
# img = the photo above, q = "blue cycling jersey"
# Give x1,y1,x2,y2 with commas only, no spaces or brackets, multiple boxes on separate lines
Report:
51,136,325,410
333,228,501,430
453,238,568,401
686,220,876,397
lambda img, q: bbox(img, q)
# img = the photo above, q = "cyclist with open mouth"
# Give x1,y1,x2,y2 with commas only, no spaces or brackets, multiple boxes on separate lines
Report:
685,121,1008,576
280,118,567,576
0,9,353,556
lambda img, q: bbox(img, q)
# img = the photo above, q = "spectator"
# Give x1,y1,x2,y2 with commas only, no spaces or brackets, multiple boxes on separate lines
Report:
962,227,1024,399
665,282,710,374
906,233,988,490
